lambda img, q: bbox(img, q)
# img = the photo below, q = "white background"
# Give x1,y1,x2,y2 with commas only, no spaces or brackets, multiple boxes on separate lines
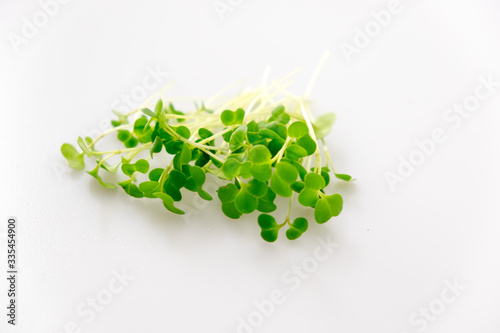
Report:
1,0,500,332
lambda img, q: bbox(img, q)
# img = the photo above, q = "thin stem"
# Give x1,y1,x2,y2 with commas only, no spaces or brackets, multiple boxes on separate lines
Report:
285,194,293,223
272,137,292,163
95,152,118,169
88,124,132,149
90,144,149,156
197,126,234,145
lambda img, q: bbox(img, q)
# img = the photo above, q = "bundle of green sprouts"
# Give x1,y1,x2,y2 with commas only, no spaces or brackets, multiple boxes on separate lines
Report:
61,69,352,242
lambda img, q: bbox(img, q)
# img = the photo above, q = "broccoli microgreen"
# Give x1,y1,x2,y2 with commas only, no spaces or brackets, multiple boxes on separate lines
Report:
61,72,352,242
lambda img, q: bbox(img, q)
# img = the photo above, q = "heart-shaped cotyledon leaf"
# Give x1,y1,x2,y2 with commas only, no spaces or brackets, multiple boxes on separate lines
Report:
221,108,245,126
286,217,308,240
61,143,85,170
121,159,150,176
270,162,299,197
258,214,284,242
298,172,326,207
182,165,212,201
217,183,242,219
314,194,343,224
233,179,269,214
222,158,251,180
248,145,273,182
256,187,277,213
268,105,290,125
163,169,186,201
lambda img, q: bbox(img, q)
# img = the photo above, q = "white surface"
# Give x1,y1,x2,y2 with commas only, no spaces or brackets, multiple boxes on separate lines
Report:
1,0,500,332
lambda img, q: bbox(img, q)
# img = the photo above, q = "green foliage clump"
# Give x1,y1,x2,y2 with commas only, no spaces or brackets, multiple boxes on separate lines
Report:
61,80,352,242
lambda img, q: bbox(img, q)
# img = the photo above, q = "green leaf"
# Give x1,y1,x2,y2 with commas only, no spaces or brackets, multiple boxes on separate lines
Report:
221,108,245,126
61,143,85,170
249,145,273,182
153,192,185,214
117,130,131,142
112,109,129,125
118,179,143,197
286,217,308,240
239,161,252,179
175,126,191,139
296,134,317,155
87,166,116,189
121,163,135,176
270,162,298,197
77,137,92,157
234,187,258,214
134,159,149,173
313,113,336,139
269,105,290,125
257,188,277,213
198,128,214,140
163,170,186,201
229,125,247,151
258,128,280,140
291,181,305,193
173,143,192,170
285,145,308,160
124,136,139,148
222,129,234,142
335,173,353,181
222,159,241,179
139,181,159,193
267,137,285,157
298,188,318,207
139,181,160,198
142,108,157,118
246,179,267,197
154,99,163,116
304,172,326,190
183,165,212,200
217,184,242,219
258,214,282,242
149,168,164,182
150,136,163,156
133,117,148,136
314,194,343,224
265,122,287,140
288,121,309,138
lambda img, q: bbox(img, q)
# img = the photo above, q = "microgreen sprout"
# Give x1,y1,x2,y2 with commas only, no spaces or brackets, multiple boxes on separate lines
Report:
61,70,352,242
